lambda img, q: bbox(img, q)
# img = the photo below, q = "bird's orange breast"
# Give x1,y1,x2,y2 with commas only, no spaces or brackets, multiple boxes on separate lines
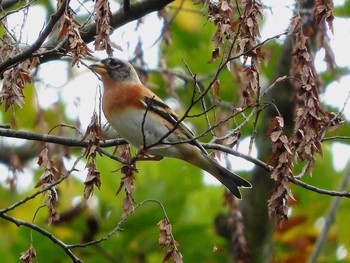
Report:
102,78,145,120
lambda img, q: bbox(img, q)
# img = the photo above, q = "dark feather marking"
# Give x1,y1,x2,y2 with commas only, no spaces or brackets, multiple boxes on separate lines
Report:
144,96,207,154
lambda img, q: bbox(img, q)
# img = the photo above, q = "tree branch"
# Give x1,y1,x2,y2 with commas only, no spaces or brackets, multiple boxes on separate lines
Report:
66,199,167,249
39,0,174,64
0,150,84,214
307,162,350,263
0,0,69,74
0,0,20,10
0,127,126,148
288,176,350,198
0,0,174,71
203,143,274,172
0,213,82,262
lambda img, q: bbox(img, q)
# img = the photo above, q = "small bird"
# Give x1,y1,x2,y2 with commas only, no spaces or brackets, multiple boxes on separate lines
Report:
89,58,251,198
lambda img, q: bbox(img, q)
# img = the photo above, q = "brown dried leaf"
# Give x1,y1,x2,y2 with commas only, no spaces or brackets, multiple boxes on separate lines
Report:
48,206,60,225
35,147,60,188
37,147,51,167
57,8,92,66
289,13,328,173
19,245,36,263
82,112,104,159
172,251,184,263
213,244,225,252
117,172,136,216
94,0,118,56
267,116,294,224
0,59,37,111
84,162,101,200
211,79,221,101
158,218,173,248
209,47,220,63
314,0,335,34
162,249,174,263
157,218,183,262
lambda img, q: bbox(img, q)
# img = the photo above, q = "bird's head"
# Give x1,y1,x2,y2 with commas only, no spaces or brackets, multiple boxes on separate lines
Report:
89,58,141,84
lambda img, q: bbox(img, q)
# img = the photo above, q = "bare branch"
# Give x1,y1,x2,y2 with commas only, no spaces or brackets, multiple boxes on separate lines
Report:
0,0,69,74
0,0,21,10
322,136,350,142
0,150,84,214
0,127,127,148
0,213,82,262
308,162,350,263
203,142,274,172
288,176,350,198
0,0,37,21
0,0,174,70
66,199,169,248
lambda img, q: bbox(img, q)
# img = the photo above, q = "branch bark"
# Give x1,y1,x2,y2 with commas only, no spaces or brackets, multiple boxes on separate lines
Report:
35,0,174,65
307,162,350,263
0,0,174,73
0,213,83,262
0,0,69,74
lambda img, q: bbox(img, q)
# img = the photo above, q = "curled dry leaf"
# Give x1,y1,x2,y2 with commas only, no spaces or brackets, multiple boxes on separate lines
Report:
158,219,183,263
267,117,294,224
115,145,137,216
0,59,39,111
212,244,225,253
19,245,36,263
232,1,264,106
223,190,249,260
314,0,335,34
158,218,173,248
241,66,258,106
289,14,327,173
35,147,60,188
197,0,236,62
84,162,101,200
82,112,104,159
57,6,92,67
35,146,61,224
211,79,221,101
119,173,136,216
94,0,119,56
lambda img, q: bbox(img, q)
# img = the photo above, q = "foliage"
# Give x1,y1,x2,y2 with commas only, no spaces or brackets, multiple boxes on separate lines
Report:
0,0,350,262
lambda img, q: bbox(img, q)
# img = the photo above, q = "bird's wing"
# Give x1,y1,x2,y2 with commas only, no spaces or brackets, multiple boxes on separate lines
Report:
142,95,208,154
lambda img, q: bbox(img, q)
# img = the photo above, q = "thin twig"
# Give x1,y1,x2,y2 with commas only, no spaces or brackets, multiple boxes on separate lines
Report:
203,142,274,172
0,0,37,21
288,176,350,198
0,150,86,262
322,136,350,142
183,60,214,136
66,199,175,249
0,127,127,148
0,0,70,74
0,213,82,262
307,162,350,263
0,150,85,215
249,71,261,155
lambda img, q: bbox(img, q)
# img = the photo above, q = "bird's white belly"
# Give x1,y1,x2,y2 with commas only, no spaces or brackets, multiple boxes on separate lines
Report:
107,109,182,157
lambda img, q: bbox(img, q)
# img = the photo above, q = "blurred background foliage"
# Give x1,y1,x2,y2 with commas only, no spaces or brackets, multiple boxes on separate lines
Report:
0,0,350,262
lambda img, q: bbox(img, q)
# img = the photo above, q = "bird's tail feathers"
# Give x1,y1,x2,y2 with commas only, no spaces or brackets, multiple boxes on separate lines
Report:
200,154,251,199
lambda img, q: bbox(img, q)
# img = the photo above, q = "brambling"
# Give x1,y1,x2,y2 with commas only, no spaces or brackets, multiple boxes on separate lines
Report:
89,58,251,198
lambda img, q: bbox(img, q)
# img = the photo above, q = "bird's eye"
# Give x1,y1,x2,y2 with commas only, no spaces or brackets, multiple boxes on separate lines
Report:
108,59,122,68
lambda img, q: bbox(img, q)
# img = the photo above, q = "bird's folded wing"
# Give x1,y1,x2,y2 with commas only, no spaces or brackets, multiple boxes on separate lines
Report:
142,95,207,154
